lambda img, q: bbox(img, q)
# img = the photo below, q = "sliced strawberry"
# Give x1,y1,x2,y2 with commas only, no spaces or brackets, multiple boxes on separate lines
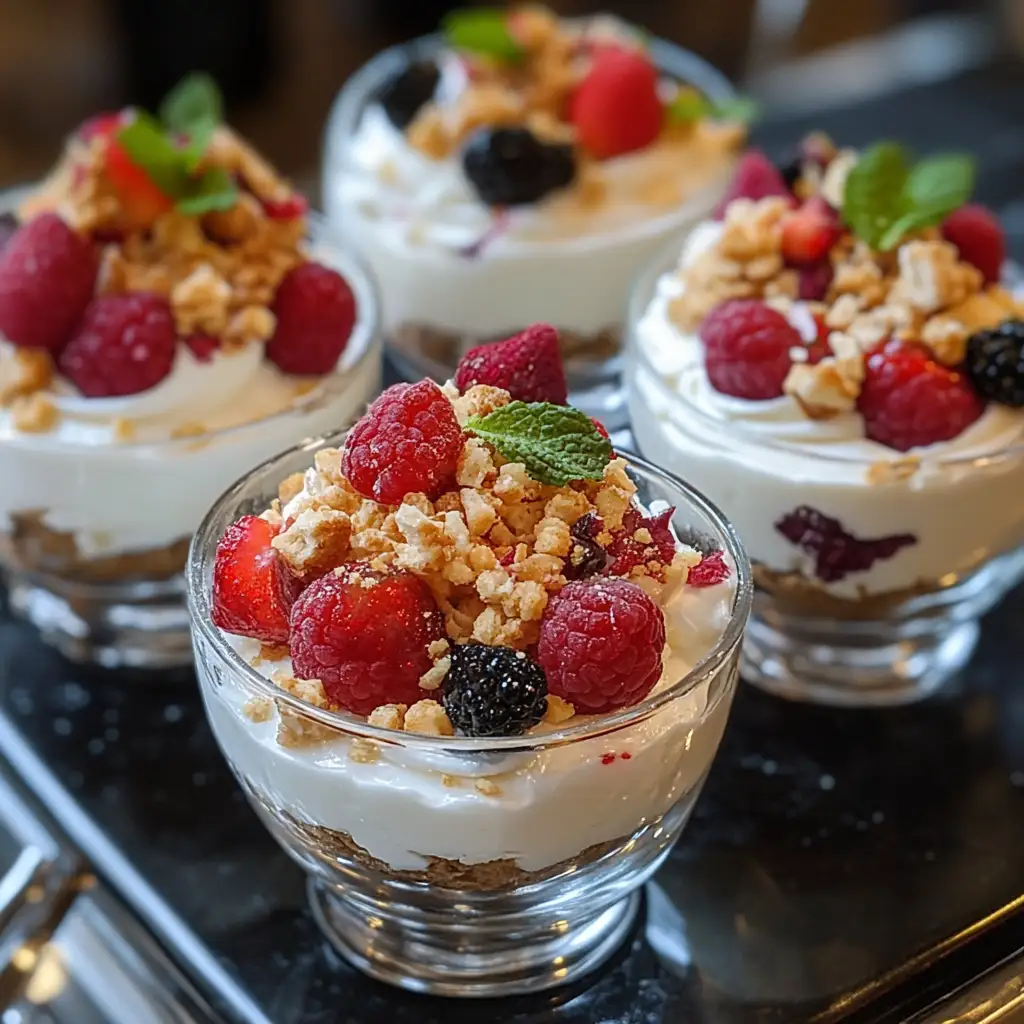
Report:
212,515,300,643
781,197,843,266
104,138,174,228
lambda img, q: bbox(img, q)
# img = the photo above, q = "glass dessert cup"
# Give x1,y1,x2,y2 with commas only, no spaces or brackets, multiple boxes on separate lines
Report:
0,201,382,670
322,30,739,429
188,435,751,998
626,244,1024,707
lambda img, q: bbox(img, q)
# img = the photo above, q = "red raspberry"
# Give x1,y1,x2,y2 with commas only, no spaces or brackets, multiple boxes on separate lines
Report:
454,322,568,404
59,292,177,397
857,340,984,452
569,47,663,160
687,550,731,587
0,214,97,351
289,565,445,715
700,299,801,400
212,515,300,643
537,578,666,714
780,197,843,266
261,194,309,221
185,333,219,362
713,150,794,220
266,262,357,375
605,507,676,581
798,261,834,301
942,204,1005,285
342,380,464,504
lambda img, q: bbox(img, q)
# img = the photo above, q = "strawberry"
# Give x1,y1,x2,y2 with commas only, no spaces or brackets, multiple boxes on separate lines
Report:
103,137,173,229
569,47,663,160
781,196,843,266
212,515,301,643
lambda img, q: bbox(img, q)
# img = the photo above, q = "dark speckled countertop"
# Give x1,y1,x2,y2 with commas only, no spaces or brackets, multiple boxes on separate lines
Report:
2,62,1024,1024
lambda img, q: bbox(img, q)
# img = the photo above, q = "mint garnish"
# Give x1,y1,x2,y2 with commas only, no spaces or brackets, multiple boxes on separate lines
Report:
443,8,525,62
842,142,974,251
666,89,759,126
160,71,223,137
466,402,612,486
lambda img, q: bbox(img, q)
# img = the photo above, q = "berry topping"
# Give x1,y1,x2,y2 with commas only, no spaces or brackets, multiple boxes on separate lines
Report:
342,380,464,504
0,214,97,351
700,299,801,400
59,292,177,397
260,194,309,221
687,550,731,587
537,578,666,714
569,46,662,160
780,196,843,266
377,60,441,130
103,136,174,228
798,260,834,301
77,111,126,143
454,322,568,404
212,515,300,643
442,642,548,737
462,127,576,207
185,333,219,362
941,203,1005,285
712,150,794,220
775,506,916,583
289,566,445,715
857,340,984,451
964,319,1024,407
266,262,357,375
565,512,609,580
605,506,676,581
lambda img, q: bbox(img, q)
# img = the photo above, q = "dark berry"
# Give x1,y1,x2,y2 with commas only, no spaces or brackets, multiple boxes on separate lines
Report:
442,642,549,737
377,60,440,130
964,319,1024,408
566,513,609,580
462,127,576,207
778,156,803,192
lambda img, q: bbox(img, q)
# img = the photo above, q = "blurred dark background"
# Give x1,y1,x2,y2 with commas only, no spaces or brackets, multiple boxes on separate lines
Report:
0,0,1020,193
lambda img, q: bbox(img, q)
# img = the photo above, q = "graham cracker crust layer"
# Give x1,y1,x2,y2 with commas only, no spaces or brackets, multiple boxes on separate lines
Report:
1,510,190,583
290,817,621,892
754,564,938,620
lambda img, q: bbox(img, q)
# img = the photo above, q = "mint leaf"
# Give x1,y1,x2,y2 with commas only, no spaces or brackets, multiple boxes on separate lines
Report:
466,402,612,486
842,141,910,250
176,167,239,215
880,153,975,246
160,72,223,135
443,8,524,61
115,113,190,197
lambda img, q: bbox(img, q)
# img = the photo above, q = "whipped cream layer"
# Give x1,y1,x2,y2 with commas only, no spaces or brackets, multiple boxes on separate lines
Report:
204,570,737,873
325,97,733,338
630,223,1024,600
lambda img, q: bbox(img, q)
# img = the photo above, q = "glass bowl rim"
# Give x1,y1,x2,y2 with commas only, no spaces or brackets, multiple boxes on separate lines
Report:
0,192,382,454
625,236,1024,469
187,434,753,753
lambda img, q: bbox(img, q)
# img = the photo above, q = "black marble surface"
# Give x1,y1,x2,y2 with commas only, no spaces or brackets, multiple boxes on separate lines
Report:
2,60,1024,1024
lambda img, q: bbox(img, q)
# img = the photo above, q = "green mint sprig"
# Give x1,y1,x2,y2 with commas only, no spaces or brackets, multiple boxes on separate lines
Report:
666,89,759,127
842,142,974,251
443,8,525,62
115,72,238,216
466,402,612,487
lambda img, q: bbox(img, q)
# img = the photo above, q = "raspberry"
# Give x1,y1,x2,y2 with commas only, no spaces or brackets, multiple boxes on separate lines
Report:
537,579,666,714
941,204,1005,285
0,214,97,351
687,550,730,587
964,320,1024,407
462,127,576,207
342,380,464,504
289,565,445,715
266,262,357,375
857,340,984,451
454,323,568,404
260,194,309,221
775,506,916,583
442,643,548,737
59,293,177,397
565,512,609,580
780,197,843,266
185,333,219,363
798,261,834,301
605,506,676,581
700,299,801,400
569,47,663,160
712,150,794,220
212,515,300,643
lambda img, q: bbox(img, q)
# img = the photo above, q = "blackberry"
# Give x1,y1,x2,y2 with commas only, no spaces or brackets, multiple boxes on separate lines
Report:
442,642,548,737
462,127,576,207
965,320,1024,408
376,60,440,130
565,512,609,580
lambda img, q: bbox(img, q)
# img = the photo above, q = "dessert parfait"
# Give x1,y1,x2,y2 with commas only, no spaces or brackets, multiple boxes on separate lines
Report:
0,75,380,667
324,5,747,423
628,138,1024,705
189,326,750,996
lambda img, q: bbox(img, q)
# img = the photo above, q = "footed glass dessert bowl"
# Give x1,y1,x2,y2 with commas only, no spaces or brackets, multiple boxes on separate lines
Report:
627,138,1024,706
188,360,750,996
